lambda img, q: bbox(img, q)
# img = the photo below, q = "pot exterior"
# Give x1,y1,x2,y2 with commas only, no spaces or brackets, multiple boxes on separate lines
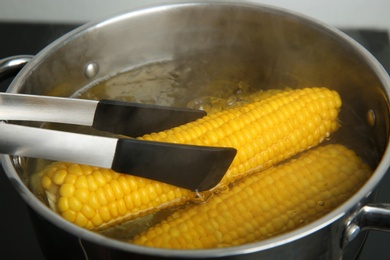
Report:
29,206,369,260
27,209,339,260
1,1,390,259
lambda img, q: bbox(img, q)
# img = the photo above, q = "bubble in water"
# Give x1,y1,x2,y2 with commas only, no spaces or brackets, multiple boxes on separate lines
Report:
192,190,213,204
216,184,231,194
187,96,226,114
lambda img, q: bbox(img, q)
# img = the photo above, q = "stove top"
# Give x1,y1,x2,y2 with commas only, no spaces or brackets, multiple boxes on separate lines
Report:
0,23,389,260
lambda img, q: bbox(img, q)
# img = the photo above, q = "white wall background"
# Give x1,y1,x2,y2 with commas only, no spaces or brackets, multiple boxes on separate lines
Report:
0,0,389,30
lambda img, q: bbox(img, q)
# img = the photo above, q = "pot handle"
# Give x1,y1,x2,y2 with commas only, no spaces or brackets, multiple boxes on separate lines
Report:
0,55,34,80
343,204,390,246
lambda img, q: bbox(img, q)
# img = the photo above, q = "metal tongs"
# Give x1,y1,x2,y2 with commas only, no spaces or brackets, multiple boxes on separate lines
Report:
0,93,237,191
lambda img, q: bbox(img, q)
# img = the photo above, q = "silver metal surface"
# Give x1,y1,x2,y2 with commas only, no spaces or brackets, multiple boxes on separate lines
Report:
0,1,389,259
344,204,390,244
0,55,33,75
0,122,116,168
344,224,361,243
84,62,99,79
0,92,97,126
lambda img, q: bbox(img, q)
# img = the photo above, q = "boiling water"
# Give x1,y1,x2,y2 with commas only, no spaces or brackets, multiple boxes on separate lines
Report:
76,60,267,112
27,59,383,242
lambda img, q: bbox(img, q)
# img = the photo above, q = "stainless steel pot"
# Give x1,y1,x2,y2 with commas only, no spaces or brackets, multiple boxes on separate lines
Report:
1,1,390,259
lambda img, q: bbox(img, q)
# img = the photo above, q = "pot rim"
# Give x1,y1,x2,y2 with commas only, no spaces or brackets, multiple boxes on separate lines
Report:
2,1,390,258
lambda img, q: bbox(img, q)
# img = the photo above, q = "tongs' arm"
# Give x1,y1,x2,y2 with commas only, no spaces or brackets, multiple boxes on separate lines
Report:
0,122,236,191
0,92,206,137
0,93,237,191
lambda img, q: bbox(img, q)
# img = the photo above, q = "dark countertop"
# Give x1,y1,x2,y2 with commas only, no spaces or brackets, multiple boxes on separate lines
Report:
0,22,389,260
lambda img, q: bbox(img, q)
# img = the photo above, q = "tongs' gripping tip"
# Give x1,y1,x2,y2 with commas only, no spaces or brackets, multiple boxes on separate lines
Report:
0,93,207,137
93,100,207,137
111,138,236,191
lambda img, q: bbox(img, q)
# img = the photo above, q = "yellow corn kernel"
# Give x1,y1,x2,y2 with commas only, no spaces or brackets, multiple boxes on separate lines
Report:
39,87,341,230
52,169,67,185
41,175,52,190
132,144,371,249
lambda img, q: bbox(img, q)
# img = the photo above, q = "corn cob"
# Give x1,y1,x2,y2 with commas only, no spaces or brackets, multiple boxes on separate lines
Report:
141,87,341,186
38,87,341,230
132,144,371,249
